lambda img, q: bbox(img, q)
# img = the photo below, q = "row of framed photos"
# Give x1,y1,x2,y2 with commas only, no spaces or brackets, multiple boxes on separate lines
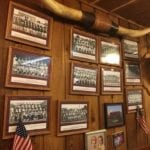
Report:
3,97,142,139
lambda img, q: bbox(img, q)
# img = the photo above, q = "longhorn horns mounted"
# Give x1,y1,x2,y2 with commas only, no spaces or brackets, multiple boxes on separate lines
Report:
42,0,150,37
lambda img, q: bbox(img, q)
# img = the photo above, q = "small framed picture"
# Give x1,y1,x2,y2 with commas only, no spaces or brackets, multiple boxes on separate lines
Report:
124,61,142,85
3,96,51,139
125,88,144,113
122,39,139,59
5,1,52,49
101,67,123,94
104,103,125,128
5,46,52,90
112,131,124,147
85,129,107,150
70,28,98,63
57,100,90,136
100,38,121,66
70,62,99,95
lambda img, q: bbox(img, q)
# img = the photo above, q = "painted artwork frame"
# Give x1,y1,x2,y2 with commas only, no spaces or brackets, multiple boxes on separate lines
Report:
104,103,125,128
57,100,90,136
124,61,142,85
112,131,124,147
125,88,144,113
100,38,121,66
70,28,98,63
101,66,123,94
3,96,51,139
5,1,52,49
70,62,99,95
85,129,107,150
5,46,52,90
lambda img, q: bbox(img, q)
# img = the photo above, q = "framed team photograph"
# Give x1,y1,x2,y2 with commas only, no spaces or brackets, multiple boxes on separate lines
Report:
57,100,90,136
5,46,52,90
5,1,52,49
70,62,99,95
125,88,144,113
124,61,142,85
122,39,139,59
101,67,123,94
70,28,98,63
104,103,125,128
100,38,121,66
3,96,51,139
85,129,107,150
112,131,124,147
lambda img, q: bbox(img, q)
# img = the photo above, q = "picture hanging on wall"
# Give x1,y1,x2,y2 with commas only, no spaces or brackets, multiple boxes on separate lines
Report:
70,62,99,95
101,66,123,94
57,100,90,136
104,103,125,128
85,129,107,150
125,88,144,113
70,28,98,63
3,96,51,139
5,1,52,49
100,38,121,66
124,61,142,85
122,39,139,59
5,46,52,90
112,131,124,147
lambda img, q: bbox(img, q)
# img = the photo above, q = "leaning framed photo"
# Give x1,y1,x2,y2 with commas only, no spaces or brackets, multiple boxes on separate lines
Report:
104,103,125,128
70,62,99,95
5,1,52,49
85,129,107,150
101,66,123,94
112,131,124,147
3,96,51,139
5,46,52,90
122,39,139,59
70,28,98,63
100,38,121,66
57,100,90,136
125,88,144,113
124,61,142,85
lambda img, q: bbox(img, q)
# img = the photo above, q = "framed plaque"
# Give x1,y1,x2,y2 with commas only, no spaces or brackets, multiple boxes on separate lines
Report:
5,1,52,49
70,28,98,63
101,66,123,94
5,46,52,90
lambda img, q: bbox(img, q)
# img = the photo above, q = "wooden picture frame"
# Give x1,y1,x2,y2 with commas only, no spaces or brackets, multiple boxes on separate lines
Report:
5,1,52,49
57,100,90,136
125,88,144,113
124,61,142,85
85,129,107,150
70,28,98,63
100,38,121,66
122,39,139,59
112,131,124,147
104,103,125,128
70,62,99,95
5,46,52,90
3,96,51,139
101,66,123,94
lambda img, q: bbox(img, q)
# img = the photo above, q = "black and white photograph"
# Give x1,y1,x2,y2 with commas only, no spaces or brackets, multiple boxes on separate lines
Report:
101,67,122,94
5,46,52,90
5,1,52,49
112,131,124,147
124,61,141,85
71,63,99,95
100,39,121,66
123,39,139,59
57,101,90,136
71,28,98,63
125,88,143,113
3,96,51,139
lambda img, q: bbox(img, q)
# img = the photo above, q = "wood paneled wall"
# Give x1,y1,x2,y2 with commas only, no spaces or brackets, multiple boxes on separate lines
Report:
0,0,149,150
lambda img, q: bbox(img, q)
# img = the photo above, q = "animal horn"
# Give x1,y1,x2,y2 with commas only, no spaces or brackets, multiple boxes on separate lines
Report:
42,0,150,37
